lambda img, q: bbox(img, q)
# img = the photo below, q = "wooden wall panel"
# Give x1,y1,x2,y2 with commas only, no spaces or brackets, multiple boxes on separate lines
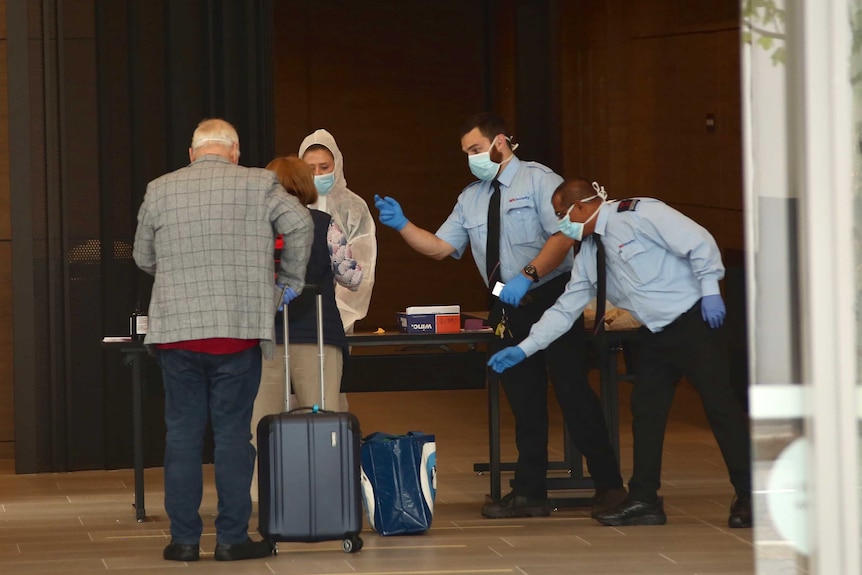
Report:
558,0,611,182
715,29,743,214
273,0,745,331
625,28,741,241
625,0,737,37
492,0,517,130
0,242,11,459
0,0,749,465
0,41,8,241
559,0,743,250
273,1,489,329
0,0,11,460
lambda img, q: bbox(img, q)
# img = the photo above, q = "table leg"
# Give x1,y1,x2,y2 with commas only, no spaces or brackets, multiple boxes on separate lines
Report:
131,353,146,522
602,342,621,463
488,371,501,502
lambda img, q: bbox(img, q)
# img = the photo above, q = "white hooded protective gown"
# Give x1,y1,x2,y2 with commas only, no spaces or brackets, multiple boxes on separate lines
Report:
299,129,377,332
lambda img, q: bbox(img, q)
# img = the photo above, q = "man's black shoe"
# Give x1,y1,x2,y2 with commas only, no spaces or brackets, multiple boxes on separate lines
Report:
214,537,273,561
481,491,551,518
163,541,200,562
595,497,667,526
728,494,752,528
591,487,629,519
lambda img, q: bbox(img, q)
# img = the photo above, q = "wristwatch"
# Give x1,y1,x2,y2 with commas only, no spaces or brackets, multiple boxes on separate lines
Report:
523,264,540,283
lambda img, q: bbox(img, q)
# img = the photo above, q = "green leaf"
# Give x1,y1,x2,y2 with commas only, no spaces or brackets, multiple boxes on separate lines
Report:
771,46,786,66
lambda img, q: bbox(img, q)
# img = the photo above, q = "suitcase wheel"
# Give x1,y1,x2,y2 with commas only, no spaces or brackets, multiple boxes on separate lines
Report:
342,535,363,553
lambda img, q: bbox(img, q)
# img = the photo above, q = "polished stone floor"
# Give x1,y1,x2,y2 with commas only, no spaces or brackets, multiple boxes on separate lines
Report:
0,379,753,574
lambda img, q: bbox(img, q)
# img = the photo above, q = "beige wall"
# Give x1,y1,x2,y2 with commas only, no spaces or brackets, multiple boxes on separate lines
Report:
0,0,12,460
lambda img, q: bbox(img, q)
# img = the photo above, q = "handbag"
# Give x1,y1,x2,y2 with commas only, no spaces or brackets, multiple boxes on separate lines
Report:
360,431,436,535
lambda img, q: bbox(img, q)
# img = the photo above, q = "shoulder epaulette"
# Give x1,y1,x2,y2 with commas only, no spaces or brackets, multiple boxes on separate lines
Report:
617,198,640,212
520,160,555,174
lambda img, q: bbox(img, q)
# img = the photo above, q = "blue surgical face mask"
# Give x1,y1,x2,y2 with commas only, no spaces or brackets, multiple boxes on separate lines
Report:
557,196,602,241
468,139,502,181
314,172,335,195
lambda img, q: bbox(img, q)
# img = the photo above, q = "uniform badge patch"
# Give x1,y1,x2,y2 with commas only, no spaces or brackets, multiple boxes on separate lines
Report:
617,199,640,212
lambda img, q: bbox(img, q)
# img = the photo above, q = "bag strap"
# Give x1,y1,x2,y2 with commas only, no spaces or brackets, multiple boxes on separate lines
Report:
362,431,430,443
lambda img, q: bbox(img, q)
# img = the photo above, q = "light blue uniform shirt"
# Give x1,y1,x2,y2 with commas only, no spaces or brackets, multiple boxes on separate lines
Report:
519,198,724,357
435,156,570,288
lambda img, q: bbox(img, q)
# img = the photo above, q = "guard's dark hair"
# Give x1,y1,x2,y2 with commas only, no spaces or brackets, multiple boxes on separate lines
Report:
553,178,596,205
459,112,510,141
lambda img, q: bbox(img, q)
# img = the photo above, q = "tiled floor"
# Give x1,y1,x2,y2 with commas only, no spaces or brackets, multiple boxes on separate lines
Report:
0,380,754,574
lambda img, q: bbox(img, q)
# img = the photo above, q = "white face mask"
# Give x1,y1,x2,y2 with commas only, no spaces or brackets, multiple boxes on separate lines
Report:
467,139,500,181
314,172,335,195
556,182,609,241
467,137,517,181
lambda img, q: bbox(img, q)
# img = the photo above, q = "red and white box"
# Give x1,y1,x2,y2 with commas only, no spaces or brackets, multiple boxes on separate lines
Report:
397,305,461,334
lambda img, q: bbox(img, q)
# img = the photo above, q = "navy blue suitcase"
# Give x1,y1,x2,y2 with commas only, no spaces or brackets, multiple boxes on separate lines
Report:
256,289,364,553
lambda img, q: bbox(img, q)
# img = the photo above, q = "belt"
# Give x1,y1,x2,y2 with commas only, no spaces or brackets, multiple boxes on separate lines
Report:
659,300,701,332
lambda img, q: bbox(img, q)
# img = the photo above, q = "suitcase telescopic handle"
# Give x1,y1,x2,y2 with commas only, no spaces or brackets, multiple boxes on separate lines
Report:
301,284,325,411
281,285,326,412
282,300,290,412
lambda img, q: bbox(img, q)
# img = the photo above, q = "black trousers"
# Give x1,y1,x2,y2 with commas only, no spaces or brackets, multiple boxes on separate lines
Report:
489,275,623,499
629,301,752,502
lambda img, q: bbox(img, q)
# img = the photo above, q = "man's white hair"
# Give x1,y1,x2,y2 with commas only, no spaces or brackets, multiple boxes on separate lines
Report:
191,118,239,150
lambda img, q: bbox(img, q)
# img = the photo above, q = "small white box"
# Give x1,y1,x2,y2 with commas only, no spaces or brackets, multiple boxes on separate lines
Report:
405,305,460,315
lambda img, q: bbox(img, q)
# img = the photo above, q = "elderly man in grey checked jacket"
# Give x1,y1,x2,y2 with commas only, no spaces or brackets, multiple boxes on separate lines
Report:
133,118,313,563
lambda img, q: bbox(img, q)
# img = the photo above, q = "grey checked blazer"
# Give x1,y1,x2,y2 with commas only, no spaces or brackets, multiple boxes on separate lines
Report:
133,155,313,354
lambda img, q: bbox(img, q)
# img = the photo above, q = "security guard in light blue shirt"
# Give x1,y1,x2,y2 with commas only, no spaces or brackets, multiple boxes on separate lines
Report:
434,155,571,289
488,178,752,529
520,196,724,352
374,113,625,520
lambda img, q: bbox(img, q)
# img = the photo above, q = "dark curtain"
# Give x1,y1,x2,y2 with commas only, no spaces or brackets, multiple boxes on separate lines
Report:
10,0,274,473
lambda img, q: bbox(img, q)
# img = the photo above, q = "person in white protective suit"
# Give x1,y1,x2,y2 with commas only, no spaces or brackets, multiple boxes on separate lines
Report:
299,129,377,334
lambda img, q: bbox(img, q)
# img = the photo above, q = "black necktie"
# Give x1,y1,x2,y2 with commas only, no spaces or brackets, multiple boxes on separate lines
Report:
594,233,606,335
486,180,502,291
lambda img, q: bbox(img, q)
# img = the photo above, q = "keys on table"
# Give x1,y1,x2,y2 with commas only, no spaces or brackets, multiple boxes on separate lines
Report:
495,308,514,339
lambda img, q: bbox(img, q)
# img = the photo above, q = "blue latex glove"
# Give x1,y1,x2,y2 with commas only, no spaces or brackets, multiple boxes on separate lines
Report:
373,194,409,231
701,294,726,328
499,274,532,307
277,285,299,311
487,346,527,373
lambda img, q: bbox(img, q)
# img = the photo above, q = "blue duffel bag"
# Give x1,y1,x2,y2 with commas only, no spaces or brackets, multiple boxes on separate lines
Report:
360,431,436,536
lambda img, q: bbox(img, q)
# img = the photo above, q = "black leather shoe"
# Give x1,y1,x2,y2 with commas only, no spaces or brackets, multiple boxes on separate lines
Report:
596,497,667,526
214,537,273,561
591,487,629,518
481,491,551,518
728,493,752,528
163,541,200,562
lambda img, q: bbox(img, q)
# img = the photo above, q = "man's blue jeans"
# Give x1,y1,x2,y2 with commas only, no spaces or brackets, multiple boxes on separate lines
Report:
156,345,262,545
